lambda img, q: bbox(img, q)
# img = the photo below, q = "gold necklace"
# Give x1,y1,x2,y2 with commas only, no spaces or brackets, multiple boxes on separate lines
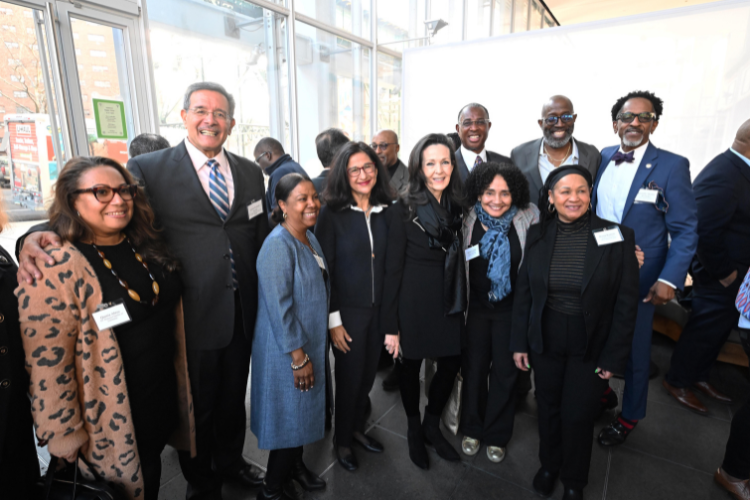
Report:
545,142,572,165
91,237,160,306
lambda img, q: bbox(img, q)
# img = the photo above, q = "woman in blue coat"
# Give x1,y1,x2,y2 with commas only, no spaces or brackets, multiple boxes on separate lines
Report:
252,173,330,500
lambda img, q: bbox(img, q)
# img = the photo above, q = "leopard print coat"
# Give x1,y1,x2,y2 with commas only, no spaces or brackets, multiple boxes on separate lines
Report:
16,243,196,499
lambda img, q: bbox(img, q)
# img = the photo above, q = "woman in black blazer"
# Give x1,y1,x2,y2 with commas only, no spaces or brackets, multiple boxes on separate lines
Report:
385,133,466,470
511,165,639,500
315,142,399,472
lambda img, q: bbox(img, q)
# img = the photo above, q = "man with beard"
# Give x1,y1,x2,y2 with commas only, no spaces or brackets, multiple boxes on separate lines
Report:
594,90,697,447
455,103,512,182
511,95,601,201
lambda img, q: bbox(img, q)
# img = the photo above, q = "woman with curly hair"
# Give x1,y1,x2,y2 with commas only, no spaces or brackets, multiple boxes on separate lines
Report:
459,161,539,463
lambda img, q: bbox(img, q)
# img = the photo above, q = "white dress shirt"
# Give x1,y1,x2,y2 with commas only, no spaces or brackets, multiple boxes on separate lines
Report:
461,146,487,173
538,138,580,184
184,138,235,206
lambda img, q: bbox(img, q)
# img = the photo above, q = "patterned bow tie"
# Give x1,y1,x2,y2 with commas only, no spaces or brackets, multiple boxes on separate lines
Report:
612,151,635,166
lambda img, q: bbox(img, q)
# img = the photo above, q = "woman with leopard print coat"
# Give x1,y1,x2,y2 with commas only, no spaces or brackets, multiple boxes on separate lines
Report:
18,157,196,499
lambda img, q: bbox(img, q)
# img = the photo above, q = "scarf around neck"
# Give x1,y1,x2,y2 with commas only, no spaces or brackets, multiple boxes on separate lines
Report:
415,192,466,315
474,202,518,302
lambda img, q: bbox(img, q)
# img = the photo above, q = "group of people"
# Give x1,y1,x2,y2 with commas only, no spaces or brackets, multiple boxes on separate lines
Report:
1,80,749,500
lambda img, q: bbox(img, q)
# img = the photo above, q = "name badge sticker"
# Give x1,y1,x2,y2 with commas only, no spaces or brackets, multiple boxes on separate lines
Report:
92,300,131,330
247,199,264,220
634,188,659,204
593,226,624,246
465,245,481,261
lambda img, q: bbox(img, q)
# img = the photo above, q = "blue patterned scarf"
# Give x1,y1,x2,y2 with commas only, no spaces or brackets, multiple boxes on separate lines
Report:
474,202,518,302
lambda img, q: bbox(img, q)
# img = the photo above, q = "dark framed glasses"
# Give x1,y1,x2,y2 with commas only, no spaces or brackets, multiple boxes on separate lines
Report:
459,119,490,128
347,164,376,178
617,112,657,124
74,184,138,202
370,142,396,151
544,114,575,125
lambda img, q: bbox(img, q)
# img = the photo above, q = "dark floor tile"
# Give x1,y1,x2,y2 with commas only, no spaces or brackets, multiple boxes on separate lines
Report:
605,445,726,500
158,473,187,500
451,466,539,500
310,426,466,500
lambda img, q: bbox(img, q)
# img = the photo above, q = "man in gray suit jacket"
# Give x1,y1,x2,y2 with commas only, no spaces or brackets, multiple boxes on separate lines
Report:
455,103,513,182
371,129,408,194
17,82,269,499
511,95,601,204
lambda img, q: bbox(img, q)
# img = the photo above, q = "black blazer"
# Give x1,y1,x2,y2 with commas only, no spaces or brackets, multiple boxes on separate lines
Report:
510,213,639,373
314,204,398,334
455,148,512,182
128,142,270,350
689,149,750,284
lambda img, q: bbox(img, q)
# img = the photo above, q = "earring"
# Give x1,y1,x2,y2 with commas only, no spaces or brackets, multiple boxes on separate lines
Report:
283,212,287,220
547,202,556,214
76,211,81,217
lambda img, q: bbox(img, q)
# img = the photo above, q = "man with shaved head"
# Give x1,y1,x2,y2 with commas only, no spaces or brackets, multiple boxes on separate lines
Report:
371,129,408,194
455,103,512,182
511,95,601,201
662,119,750,418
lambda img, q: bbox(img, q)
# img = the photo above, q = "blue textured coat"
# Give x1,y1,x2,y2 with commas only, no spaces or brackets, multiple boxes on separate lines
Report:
251,225,330,450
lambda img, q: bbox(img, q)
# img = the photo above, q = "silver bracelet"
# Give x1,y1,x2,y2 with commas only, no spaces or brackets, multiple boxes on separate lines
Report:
291,354,310,371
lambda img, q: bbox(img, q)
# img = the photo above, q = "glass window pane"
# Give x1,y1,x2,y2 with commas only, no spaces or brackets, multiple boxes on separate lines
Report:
513,0,529,32
466,0,491,40
492,0,512,36
145,0,291,159
544,13,555,29
429,0,464,45
530,0,544,31
377,51,400,137
295,21,370,174
378,0,426,51
295,0,371,41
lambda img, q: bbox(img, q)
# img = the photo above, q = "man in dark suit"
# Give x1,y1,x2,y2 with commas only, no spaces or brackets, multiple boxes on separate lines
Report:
254,137,308,217
511,95,601,201
454,103,512,182
593,90,698,447
371,129,408,194
312,128,350,197
662,119,750,413
17,82,268,499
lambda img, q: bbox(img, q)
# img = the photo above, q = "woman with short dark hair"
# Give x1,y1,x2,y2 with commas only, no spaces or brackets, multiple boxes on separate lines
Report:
315,141,399,471
459,162,539,464
385,133,466,470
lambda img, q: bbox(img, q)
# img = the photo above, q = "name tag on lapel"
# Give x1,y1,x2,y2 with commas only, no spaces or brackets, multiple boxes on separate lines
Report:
465,245,480,261
247,199,264,220
634,188,659,204
92,300,131,330
593,226,624,246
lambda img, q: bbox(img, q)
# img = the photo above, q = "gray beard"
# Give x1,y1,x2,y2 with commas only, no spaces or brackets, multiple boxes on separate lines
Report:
623,137,643,148
543,129,573,149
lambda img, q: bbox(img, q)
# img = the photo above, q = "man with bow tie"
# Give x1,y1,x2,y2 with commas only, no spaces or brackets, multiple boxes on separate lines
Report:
592,90,698,447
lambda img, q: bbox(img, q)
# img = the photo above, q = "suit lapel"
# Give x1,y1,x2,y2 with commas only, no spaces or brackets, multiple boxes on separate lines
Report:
226,152,243,220
526,139,544,199
577,139,592,173
725,150,750,184
621,142,659,222
581,215,608,293
455,149,469,180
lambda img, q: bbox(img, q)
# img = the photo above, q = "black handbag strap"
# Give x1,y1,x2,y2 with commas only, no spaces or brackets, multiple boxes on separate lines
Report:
43,454,80,500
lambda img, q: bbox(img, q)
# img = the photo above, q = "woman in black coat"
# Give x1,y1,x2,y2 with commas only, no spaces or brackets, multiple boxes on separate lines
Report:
511,165,639,500
385,133,466,470
315,142,399,472
0,216,40,497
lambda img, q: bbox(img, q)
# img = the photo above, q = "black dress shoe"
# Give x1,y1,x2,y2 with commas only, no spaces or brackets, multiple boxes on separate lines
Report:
382,362,401,392
256,482,295,500
598,415,634,447
353,434,384,453
532,468,557,498
224,463,266,488
407,415,429,470
422,412,460,462
335,446,359,472
562,487,583,500
290,456,326,491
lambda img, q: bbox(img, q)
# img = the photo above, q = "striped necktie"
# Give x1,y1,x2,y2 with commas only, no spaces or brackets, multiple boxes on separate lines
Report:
473,155,483,169
207,159,238,289
736,268,750,321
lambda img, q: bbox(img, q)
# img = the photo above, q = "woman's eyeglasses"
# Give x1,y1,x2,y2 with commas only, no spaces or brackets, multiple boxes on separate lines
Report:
347,164,376,178
74,184,138,203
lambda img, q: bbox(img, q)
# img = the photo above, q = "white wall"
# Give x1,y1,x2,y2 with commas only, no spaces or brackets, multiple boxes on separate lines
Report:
402,0,750,178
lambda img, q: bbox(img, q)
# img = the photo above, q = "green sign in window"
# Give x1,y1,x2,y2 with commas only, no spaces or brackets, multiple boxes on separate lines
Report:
93,98,127,140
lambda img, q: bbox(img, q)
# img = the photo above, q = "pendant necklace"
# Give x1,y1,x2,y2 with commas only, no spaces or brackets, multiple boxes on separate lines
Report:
91,237,160,306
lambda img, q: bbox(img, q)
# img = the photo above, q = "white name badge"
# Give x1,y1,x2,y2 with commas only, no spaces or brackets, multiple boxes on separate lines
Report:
247,199,264,220
92,301,131,330
465,245,481,261
593,226,624,246
313,254,326,270
634,188,659,204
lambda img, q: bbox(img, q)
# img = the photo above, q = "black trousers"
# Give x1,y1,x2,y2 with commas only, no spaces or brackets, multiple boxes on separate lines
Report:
666,276,743,388
266,446,303,487
178,293,252,498
531,308,607,490
139,427,172,500
333,307,384,447
401,355,461,418
460,308,518,446
722,329,750,480
0,389,39,499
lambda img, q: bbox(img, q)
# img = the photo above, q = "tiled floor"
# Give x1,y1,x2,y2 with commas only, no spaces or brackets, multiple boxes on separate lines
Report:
157,334,749,500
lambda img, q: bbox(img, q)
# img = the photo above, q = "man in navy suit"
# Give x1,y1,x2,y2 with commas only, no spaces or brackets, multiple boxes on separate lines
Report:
593,91,698,446
663,120,750,414
454,103,512,182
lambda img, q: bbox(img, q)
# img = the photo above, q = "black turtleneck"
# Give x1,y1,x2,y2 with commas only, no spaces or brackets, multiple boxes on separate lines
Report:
387,160,400,179
547,214,589,315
